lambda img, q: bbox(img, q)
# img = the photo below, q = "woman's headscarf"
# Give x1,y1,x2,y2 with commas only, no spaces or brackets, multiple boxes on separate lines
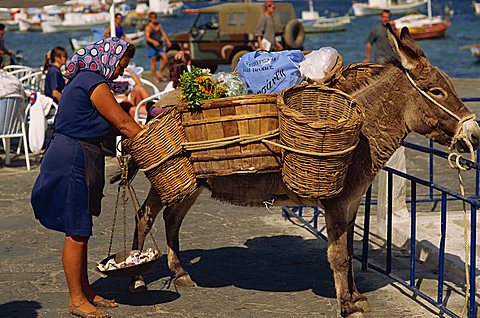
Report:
65,37,128,81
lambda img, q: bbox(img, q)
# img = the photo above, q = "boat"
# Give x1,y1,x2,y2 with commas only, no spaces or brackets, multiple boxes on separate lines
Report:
41,11,109,33
352,0,428,17
392,1,450,40
149,0,183,18
474,1,480,15
70,30,145,51
299,0,350,33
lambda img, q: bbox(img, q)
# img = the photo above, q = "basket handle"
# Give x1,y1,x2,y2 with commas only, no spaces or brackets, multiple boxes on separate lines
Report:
262,139,358,157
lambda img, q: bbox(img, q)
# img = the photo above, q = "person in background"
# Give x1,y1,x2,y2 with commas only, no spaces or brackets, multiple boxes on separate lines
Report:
364,9,395,64
145,11,171,83
31,38,144,318
0,55,25,98
255,1,283,52
113,67,151,119
0,23,16,66
103,13,129,42
43,46,68,104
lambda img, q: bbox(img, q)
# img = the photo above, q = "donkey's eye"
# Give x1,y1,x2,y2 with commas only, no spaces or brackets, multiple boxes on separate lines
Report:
429,88,446,98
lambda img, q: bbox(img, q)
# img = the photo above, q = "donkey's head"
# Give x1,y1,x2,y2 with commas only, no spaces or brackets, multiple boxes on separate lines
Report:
386,24,480,152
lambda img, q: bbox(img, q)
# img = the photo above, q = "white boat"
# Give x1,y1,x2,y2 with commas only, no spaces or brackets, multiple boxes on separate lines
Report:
70,30,145,51
352,0,428,17
474,1,480,15
149,0,184,18
299,0,350,33
392,1,450,40
41,11,109,33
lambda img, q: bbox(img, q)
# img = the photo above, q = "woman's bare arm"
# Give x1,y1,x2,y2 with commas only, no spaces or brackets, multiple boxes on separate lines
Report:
90,83,143,138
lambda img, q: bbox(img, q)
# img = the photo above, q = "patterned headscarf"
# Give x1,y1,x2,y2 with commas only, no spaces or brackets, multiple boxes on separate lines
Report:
65,37,129,81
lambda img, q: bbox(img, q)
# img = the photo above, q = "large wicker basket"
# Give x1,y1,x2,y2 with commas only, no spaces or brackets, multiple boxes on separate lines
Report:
122,108,197,205
177,95,282,177
276,84,364,199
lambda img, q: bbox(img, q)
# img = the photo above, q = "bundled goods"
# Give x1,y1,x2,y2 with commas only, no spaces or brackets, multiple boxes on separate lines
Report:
97,248,159,272
299,47,342,84
237,50,305,94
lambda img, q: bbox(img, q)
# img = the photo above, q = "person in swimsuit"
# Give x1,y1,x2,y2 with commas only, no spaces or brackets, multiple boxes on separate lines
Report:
103,13,129,42
31,38,144,318
145,11,171,82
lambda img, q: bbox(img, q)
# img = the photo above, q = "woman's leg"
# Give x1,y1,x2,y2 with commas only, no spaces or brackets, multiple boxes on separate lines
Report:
81,243,118,308
62,235,96,312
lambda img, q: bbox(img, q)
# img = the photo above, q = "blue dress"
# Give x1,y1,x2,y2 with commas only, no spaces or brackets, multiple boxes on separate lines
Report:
44,65,65,104
31,71,112,237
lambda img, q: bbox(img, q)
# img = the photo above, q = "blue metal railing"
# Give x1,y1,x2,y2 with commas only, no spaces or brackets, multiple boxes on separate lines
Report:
283,167,479,317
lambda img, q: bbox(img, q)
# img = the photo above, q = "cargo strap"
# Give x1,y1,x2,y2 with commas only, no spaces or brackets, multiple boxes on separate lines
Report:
139,129,280,173
262,139,359,157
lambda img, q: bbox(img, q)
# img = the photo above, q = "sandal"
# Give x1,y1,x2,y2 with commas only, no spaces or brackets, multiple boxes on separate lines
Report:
68,304,111,318
92,298,118,308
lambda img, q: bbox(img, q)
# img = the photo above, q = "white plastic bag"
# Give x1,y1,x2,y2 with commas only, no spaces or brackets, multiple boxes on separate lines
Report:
299,47,339,81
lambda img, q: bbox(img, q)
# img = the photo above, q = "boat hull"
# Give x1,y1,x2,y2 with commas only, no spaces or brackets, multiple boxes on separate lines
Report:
407,21,450,40
41,20,108,33
352,0,428,16
70,32,145,51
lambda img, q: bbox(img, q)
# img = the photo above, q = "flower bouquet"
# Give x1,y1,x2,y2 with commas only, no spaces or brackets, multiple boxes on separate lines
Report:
178,66,228,111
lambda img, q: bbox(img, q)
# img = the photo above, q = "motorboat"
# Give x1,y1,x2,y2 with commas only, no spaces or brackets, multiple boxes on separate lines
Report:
70,30,145,51
393,1,450,40
299,0,350,33
149,0,183,18
352,0,428,17
41,11,109,33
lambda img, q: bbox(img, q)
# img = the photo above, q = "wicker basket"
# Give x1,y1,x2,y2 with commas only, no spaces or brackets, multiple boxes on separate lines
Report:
177,95,282,177
122,108,197,205
276,84,364,199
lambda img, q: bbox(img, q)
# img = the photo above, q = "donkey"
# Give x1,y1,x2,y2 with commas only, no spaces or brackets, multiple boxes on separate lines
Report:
122,25,480,317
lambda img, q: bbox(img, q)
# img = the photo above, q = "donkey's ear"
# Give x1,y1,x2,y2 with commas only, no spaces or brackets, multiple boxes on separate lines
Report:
386,24,424,70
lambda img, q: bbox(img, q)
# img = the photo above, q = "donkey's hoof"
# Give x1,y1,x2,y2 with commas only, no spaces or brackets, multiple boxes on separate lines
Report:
354,299,370,313
174,274,196,287
128,279,148,293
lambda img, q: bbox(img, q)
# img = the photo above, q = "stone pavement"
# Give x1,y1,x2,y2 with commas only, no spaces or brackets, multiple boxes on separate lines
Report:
1,78,480,317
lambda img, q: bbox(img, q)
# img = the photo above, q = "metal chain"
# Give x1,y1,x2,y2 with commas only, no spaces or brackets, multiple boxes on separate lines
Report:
122,183,127,256
107,186,121,257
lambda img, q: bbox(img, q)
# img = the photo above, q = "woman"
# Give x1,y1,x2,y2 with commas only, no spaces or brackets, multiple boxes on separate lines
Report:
43,46,68,104
31,38,143,318
103,13,128,42
113,67,150,119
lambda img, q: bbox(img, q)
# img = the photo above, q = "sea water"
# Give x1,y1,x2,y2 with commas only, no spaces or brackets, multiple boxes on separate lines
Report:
5,0,480,78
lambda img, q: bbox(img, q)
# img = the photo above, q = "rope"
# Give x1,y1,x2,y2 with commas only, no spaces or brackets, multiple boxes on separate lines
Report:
262,139,359,157
139,129,280,173
407,70,477,316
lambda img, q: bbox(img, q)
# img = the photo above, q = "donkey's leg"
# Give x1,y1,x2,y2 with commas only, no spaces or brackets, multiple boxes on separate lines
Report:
347,214,369,313
129,187,164,293
325,205,364,317
163,188,202,287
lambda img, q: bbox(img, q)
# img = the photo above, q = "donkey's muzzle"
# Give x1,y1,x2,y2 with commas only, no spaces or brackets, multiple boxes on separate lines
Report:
456,119,480,153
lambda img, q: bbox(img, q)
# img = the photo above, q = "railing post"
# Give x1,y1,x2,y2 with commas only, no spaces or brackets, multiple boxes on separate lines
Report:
437,193,447,305
362,185,372,271
410,182,417,288
469,204,477,318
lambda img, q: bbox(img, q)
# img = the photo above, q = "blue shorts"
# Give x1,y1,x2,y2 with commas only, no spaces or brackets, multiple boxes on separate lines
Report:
148,47,165,58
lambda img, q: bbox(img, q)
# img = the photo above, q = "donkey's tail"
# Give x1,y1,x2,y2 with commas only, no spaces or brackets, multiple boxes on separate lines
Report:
109,157,140,185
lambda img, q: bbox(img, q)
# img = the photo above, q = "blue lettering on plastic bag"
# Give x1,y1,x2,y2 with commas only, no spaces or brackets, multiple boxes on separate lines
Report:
237,50,305,94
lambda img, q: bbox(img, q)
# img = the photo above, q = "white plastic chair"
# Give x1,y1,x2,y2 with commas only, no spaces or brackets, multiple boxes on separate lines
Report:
134,81,175,124
18,71,46,94
0,94,30,170
140,78,160,95
7,67,39,80
3,65,33,73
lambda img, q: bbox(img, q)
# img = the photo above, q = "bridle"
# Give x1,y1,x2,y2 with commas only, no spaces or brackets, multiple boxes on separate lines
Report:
405,71,476,153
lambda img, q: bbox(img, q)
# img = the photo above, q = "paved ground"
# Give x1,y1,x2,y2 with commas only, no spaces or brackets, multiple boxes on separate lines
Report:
1,78,479,317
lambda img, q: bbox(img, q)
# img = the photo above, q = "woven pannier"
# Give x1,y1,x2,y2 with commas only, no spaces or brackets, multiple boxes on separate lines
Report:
177,95,282,177
276,84,364,199
122,108,197,205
